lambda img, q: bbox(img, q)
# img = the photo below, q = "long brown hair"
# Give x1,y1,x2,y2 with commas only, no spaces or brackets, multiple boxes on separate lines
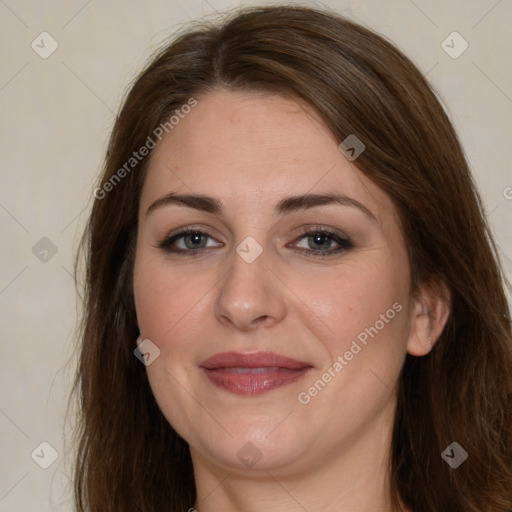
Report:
72,5,512,511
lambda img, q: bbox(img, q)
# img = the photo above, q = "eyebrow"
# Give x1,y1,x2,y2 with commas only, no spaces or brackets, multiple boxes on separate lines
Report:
146,192,377,221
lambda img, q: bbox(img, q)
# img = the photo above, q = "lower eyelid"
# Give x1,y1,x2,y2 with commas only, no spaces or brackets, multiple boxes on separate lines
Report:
160,231,219,250
175,235,220,249
157,229,352,255
291,230,352,249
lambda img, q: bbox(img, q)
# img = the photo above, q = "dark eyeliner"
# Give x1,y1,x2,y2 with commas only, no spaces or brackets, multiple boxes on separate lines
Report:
290,227,353,257
156,226,352,257
157,227,212,255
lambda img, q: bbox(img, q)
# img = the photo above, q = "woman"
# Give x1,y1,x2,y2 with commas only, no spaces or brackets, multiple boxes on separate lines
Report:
73,5,512,511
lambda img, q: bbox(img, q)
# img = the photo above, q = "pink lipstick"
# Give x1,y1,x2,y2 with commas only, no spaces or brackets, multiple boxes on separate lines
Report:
199,351,313,395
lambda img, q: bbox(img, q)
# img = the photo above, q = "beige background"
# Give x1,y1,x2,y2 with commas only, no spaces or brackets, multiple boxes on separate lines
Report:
1,0,510,510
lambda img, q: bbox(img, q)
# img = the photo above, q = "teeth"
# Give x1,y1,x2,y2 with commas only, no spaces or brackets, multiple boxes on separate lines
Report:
225,367,280,374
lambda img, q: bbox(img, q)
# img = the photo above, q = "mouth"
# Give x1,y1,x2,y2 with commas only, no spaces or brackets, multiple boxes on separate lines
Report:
199,351,313,395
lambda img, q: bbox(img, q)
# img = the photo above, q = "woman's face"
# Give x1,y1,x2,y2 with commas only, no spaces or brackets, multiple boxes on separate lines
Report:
133,89,423,475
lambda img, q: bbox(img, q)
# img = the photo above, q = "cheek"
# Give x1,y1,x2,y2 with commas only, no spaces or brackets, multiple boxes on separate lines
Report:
132,254,215,436
303,258,409,355
133,253,213,345
297,258,411,419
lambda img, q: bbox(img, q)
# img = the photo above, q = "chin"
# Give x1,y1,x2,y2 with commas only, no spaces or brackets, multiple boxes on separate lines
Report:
189,420,314,474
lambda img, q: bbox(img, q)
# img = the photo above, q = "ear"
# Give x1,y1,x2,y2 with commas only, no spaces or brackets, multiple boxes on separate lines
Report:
407,279,451,356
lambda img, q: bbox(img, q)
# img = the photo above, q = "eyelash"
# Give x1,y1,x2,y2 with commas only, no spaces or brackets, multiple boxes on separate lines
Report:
157,226,353,258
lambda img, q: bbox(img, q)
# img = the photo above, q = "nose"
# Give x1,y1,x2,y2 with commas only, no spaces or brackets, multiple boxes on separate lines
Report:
213,245,286,331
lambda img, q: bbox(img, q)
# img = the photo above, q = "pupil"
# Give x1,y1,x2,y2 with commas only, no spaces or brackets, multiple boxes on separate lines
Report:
309,233,331,250
185,233,206,249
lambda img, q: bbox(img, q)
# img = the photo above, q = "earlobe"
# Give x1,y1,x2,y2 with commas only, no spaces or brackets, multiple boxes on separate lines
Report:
407,280,451,357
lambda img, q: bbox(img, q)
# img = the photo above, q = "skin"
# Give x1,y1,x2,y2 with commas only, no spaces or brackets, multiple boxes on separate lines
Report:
133,89,450,512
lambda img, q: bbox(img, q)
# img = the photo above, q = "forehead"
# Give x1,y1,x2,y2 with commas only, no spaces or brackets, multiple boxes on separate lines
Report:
141,89,394,221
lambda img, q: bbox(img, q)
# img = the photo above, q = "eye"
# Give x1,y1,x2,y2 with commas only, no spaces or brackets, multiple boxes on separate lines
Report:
157,226,352,257
291,227,353,256
158,228,222,254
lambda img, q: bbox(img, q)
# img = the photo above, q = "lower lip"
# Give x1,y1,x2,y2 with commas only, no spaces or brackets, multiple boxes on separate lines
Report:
201,367,312,395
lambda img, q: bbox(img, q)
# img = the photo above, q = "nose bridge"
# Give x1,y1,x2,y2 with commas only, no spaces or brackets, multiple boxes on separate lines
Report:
214,238,285,330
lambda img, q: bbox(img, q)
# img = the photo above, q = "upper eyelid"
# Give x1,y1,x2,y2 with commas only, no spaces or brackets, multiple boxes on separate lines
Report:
164,223,348,237
160,227,350,251
164,226,346,240
163,228,221,245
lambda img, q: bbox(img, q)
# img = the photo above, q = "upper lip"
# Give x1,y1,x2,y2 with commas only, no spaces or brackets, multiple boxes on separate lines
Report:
200,351,312,370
